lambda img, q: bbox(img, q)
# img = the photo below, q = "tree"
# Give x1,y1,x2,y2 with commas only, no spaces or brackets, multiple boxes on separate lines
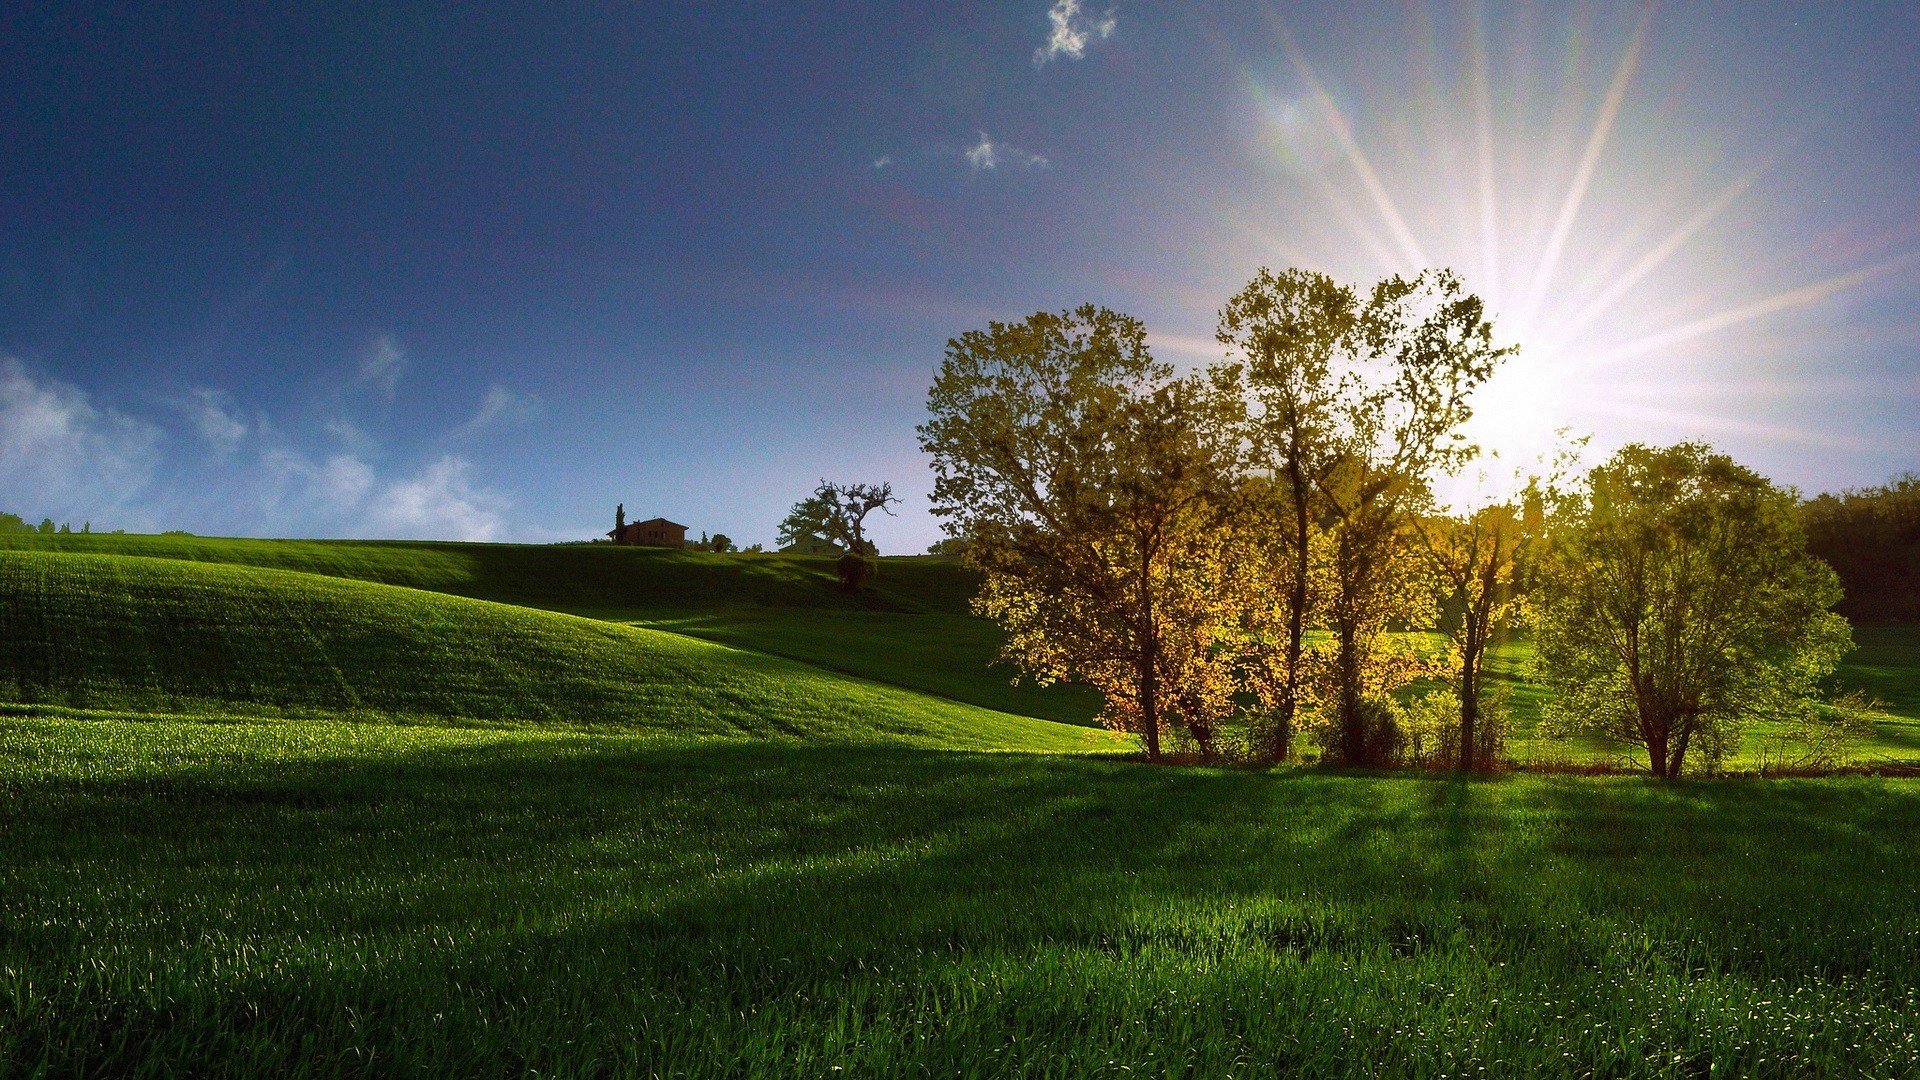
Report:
0,513,28,533
1532,443,1851,778
1412,496,1536,771
1302,271,1510,766
1216,268,1353,762
920,305,1241,760
1802,475,1920,621
778,482,899,557
707,533,736,553
38,518,55,535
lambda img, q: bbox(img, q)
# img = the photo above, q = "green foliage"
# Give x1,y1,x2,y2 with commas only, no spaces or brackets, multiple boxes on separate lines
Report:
0,512,30,533
920,305,1243,758
1533,444,1852,777
1802,474,1920,621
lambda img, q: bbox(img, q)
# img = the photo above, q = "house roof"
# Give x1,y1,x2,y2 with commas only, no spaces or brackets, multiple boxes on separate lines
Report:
631,518,686,529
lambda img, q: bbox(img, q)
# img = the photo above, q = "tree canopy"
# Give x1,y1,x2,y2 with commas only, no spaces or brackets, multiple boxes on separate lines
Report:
778,482,899,557
1533,443,1851,777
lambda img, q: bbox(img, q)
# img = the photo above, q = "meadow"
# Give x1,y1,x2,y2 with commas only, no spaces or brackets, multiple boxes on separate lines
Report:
1,534,1918,1075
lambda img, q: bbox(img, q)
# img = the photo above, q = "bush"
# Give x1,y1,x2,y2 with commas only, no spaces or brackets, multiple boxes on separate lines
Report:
1311,696,1405,767
836,554,875,593
1398,688,1510,771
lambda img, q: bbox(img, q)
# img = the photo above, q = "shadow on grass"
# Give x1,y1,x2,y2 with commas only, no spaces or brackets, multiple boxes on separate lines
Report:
6,735,1920,1073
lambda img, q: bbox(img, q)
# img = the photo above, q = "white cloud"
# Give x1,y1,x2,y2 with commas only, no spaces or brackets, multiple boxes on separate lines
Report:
356,332,408,398
173,387,249,452
872,154,894,169
0,357,162,518
259,448,506,541
964,132,1050,172
0,356,518,542
365,455,507,542
1035,0,1116,65
451,385,541,440
262,447,378,511
965,134,999,171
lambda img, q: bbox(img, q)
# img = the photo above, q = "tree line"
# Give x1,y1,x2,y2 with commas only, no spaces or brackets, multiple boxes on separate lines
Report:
919,267,1856,778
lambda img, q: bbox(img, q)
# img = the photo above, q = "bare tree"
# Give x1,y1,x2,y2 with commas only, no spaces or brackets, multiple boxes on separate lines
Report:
778,481,900,557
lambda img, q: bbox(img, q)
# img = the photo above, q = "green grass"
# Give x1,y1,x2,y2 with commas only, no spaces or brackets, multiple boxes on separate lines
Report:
0,550,1104,753
2,715,1917,1076
0,533,1103,725
4,535,1920,1072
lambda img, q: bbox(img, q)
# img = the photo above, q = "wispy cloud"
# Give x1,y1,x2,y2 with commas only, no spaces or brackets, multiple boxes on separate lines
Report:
262,447,377,512
172,387,248,452
365,455,507,541
1035,0,1116,66
356,332,408,398
260,447,507,541
963,132,1049,172
451,385,541,440
872,155,894,170
0,357,162,520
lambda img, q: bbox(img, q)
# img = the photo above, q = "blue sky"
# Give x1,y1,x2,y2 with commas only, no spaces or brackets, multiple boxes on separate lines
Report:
2,1,1916,549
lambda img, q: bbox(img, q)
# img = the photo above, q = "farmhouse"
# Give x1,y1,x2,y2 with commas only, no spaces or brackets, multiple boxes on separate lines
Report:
608,505,688,547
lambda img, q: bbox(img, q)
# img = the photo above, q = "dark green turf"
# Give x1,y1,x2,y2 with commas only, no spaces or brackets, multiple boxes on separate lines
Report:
1,716,1916,1076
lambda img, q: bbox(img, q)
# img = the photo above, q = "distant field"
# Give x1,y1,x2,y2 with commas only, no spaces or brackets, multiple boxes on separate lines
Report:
0,533,1104,725
0,549,1104,753
2,717,1916,1075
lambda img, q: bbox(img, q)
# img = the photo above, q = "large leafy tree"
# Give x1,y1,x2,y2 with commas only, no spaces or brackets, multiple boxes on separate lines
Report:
1412,495,1537,771
919,305,1240,760
1304,270,1509,766
1533,443,1852,777
777,481,899,557
1215,268,1352,762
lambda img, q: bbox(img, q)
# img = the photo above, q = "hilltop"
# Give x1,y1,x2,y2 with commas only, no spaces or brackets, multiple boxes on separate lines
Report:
0,549,1105,753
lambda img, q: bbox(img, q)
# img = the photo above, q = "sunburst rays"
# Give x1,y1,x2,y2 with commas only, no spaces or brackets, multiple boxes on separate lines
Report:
1233,0,1917,467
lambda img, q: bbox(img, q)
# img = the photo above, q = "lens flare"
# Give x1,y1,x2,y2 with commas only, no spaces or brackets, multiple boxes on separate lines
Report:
1224,1,1917,484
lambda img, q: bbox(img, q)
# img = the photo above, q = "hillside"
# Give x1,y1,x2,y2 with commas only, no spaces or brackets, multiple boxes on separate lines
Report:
0,550,1106,753
0,534,1105,724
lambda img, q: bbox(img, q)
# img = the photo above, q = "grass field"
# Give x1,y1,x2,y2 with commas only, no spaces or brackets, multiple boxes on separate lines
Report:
3,717,1917,1075
0,549,1102,752
0,533,1104,726
2,533,1918,1074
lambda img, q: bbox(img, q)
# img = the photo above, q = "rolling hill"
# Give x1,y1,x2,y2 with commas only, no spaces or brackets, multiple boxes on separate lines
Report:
0,549,1106,752
0,533,1105,724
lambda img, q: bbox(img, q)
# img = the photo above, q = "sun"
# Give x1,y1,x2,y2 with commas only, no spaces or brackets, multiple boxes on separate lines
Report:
1221,0,1916,491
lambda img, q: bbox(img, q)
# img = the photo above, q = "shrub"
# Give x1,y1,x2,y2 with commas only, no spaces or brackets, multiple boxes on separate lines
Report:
836,554,875,593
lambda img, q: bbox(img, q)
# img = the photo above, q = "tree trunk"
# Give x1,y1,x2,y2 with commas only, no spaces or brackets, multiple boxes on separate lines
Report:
1669,724,1692,779
1337,619,1364,766
1458,642,1479,773
1647,728,1670,779
1276,453,1311,764
1140,653,1161,761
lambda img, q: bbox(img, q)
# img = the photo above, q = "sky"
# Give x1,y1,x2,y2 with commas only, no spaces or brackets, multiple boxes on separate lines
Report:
1,1,1916,550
